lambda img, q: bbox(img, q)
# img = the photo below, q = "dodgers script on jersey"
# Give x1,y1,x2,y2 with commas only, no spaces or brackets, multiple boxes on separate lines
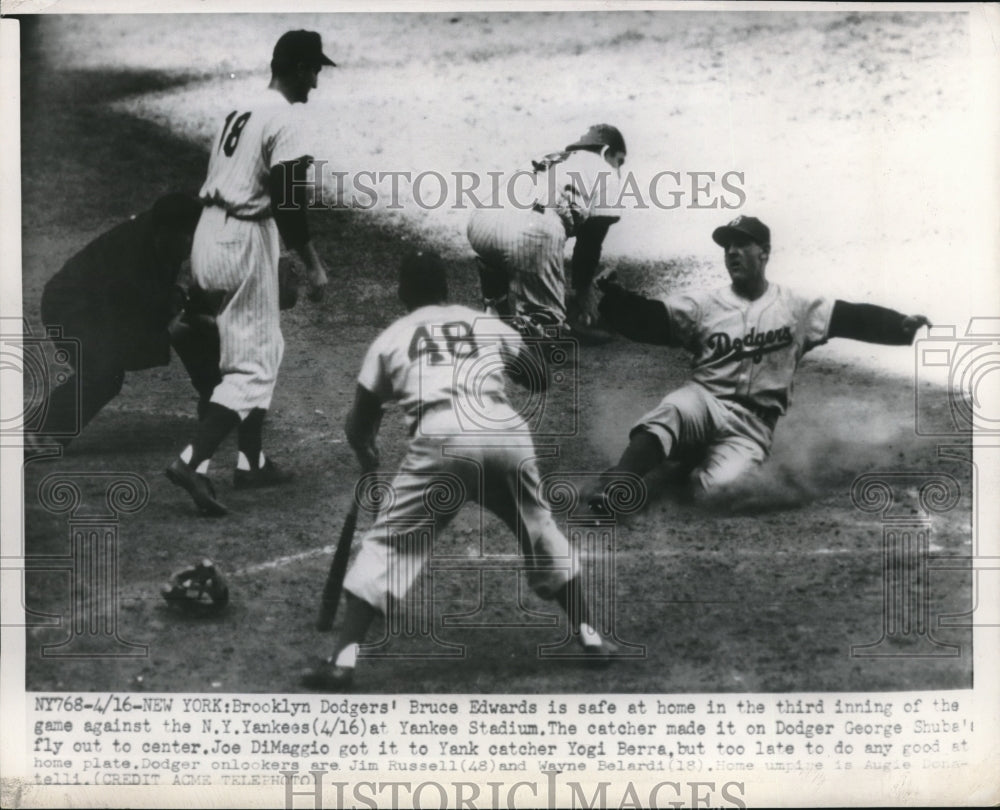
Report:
357,304,524,432
199,92,312,217
533,148,623,236
662,283,834,414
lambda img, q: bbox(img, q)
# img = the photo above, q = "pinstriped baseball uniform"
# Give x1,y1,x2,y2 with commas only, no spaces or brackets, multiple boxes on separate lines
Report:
467,149,621,325
192,91,311,417
634,284,833,490
342,303,577,612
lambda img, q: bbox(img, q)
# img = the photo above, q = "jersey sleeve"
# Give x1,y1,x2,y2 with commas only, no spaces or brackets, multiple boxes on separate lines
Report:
797,293,835,351
357,331,394,402
266,105,313,168
661,292,703,350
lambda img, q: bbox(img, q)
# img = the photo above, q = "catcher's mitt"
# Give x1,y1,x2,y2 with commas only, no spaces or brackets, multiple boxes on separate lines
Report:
161,559,229,615
278,256,301,310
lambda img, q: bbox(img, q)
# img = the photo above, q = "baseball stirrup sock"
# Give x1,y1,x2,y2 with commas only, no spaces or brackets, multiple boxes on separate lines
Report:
613,429,667,477
578,623,602,648
237,408,266,469
333,593,378,653
179,446,211,475
553,576,593,636
334,643,359,668
236,452,267,471
189,403,240,467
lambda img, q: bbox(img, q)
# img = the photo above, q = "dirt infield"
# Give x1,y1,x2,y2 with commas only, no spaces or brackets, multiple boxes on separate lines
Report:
19,12,975,694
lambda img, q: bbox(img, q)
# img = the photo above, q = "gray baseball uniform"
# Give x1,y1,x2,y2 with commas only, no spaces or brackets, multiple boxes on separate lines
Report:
631,284,833,490
596,213,929,499
342,303,577,611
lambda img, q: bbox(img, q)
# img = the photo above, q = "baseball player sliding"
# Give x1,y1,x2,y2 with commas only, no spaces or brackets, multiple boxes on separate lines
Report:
300,250,616,692
590,215,932,511
467,124,626,342
166,30,333,516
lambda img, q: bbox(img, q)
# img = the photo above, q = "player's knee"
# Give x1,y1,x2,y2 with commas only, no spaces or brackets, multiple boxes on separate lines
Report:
625,426,672,467
690,459,756,502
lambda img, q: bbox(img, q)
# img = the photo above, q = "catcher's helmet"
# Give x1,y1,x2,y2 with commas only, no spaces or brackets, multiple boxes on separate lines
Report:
161,559,229,615
566,124,626,155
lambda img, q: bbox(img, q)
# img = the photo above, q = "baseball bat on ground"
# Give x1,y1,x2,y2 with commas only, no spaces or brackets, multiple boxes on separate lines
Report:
315,496,360,632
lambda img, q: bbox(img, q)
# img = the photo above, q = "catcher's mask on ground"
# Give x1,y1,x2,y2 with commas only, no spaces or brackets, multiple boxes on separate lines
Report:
161,559,230,616
398,249,448,310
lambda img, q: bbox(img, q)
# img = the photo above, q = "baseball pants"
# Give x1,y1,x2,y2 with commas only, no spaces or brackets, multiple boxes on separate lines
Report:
343,407,576,613
633,383,774,492
467,206,568,324
191,206,283,418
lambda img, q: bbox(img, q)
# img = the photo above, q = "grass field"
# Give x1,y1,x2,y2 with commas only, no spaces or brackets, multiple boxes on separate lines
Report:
17,11,981,694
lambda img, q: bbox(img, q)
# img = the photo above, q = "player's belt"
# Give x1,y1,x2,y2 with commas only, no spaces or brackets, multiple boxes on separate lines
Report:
720,397,780,429
202,199,274,221
412,394,509,436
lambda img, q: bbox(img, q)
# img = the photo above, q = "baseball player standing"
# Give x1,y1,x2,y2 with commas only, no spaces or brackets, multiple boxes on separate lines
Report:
590,215,932,510
467,124,626,341
300,250,616,691
166,30,332,516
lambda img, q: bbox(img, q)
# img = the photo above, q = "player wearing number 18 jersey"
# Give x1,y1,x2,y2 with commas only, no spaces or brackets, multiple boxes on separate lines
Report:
166,30,333,516
300,250,616,691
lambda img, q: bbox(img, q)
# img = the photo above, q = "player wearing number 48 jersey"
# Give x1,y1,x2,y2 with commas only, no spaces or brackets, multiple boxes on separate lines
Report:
166,30,333,516
300,250,617,692
590,215,932,510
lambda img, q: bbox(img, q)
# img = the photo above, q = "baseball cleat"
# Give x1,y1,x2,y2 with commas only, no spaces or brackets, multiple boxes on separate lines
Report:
233,458,295,490
299,657,355,692
165,458,228,517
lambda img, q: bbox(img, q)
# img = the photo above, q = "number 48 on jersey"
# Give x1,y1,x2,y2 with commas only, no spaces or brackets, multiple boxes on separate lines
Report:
408,321,479,365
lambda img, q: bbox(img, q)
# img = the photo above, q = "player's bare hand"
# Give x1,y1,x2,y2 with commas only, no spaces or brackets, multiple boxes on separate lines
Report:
302,253,328,302
306,267,328,302
166,311,188,343
296,243,329,303
901,314,932,340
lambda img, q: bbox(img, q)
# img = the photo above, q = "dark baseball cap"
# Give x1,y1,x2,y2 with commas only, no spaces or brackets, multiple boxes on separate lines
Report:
399,248,448,307
272,30,336,70
712,215,770,248
566,124,626,155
